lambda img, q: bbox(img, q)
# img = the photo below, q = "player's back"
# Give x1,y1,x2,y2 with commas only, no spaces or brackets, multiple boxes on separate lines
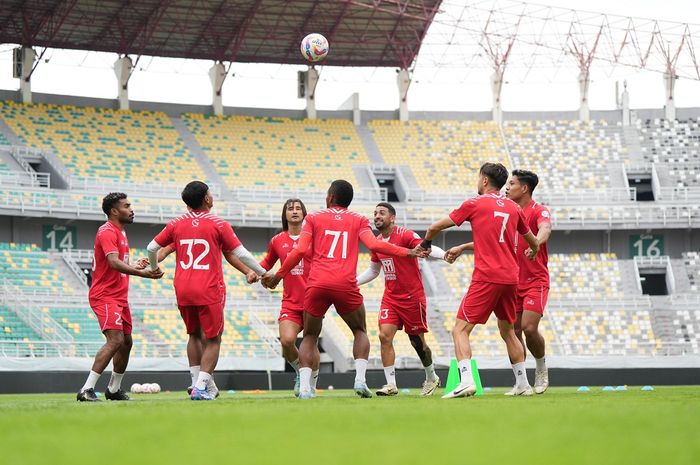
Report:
304,207,372,290
450,192,529,285
157,211,239,305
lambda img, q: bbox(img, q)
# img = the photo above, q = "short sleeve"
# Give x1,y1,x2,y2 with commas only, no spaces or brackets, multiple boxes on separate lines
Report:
222,224,242,252
260,237,279,271
404,229,422,248
537,207,552,226
97,229,119,256
448,199,477,226
301,216,313,236
153,223,173,248
358,216,372,235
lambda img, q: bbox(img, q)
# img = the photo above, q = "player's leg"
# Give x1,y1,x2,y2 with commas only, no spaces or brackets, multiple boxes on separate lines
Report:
495,284,532,396
409,333,440,396
377,323,399,395
186,329,203,394
297,311,323,399
279,319,303,395
339,303,372,398
77,328,124,401
105,331,132,400
514,311,526,360
190,304,224,401
442,318,478,398
521,310,548,393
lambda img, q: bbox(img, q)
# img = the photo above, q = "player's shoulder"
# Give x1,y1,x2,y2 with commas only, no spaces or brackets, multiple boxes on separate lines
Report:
96,222,117,236
271,231,288,242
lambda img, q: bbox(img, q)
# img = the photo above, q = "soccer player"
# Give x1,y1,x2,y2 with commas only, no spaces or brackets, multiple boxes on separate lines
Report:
505,170,552,394
262,180,427,399
147,181,264,400
356,202,447,396
259,198,320,396
421,163,540,398
153,230,257,398
77,193,164,402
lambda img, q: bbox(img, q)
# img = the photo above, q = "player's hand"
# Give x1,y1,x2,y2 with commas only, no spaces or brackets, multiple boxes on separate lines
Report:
142,267,164,279
444,246,463,264
525,247,539,261
261,271,281,289
407,245,429,258
134,257,149,270
246,271,259,284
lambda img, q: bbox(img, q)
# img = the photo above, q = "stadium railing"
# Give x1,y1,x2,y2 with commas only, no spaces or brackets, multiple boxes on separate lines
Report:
402,188,637,204
0,171,50,189
231,186,387,203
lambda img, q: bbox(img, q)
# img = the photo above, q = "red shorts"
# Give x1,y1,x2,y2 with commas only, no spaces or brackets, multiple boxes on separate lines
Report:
90,301,132,335
457,281,518,325
279,306,304,328
304,286,364,318
378,296,428,335
178,293,226,339
516,285,549,315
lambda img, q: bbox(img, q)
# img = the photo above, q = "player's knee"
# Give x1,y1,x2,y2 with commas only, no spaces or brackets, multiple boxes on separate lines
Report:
522,322,539,338
409,335,426,356
378,331,393,346
280,335,297,349
122,336,133,350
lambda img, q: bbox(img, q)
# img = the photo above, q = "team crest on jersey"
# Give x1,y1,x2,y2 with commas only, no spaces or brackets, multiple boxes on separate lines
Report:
282,243,289,248
541,211,550,218
381,258,396,280
496,199,505,207
192,219,200,227
334,215,342,220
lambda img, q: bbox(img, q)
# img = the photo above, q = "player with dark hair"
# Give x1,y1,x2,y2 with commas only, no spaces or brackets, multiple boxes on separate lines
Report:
356,202,448,396
76,193,164,402
505,170,552,393
422,163,540,398
259,198,320,396
262,180,427,399
147,181,264,400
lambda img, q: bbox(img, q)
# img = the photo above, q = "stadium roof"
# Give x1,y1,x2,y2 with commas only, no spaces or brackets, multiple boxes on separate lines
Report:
0,0,442,68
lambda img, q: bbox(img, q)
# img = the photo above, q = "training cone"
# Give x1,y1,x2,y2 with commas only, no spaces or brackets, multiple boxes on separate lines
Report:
577,386,591,392
471,359,484,396
602,386,615,391
641,385,654,391
444,359,460,394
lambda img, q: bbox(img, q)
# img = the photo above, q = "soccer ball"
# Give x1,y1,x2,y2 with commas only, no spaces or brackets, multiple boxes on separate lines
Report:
300,33,329,63
130,383,142,393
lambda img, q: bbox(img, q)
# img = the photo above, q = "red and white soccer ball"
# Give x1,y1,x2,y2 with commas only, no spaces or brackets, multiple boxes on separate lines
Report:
300,33,329,63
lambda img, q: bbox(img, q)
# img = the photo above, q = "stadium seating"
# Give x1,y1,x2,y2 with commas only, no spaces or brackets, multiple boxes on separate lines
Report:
0,306,41,341
0,101,205,184
637,118,700,165
0,243,75,295
502,120,625,190
182,114,369,191
43,306,102,341
368,120,508,192
0,132,9,172
554,308,660,355
682,252,700,292
669,309,700,354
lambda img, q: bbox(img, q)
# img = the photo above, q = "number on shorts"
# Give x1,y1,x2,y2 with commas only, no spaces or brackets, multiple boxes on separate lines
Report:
380,309,389,320
324,230,348,259
114,312,122,326
493,211,510,243
179,239,211,270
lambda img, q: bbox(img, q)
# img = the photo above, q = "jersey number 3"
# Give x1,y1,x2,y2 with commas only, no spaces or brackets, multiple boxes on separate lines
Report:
179,239,211,270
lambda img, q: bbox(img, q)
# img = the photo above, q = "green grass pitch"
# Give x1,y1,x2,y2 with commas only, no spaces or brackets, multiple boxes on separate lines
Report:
1,387,697,465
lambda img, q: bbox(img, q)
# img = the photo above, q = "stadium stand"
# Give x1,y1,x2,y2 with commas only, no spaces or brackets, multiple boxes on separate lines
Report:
182,114,369,191
368,120,509,192
637,118,700,165
682,252,700,292
0,306,41,341
0,101,206,184
44,306,101,341
0,243,75,295
502,120,626,190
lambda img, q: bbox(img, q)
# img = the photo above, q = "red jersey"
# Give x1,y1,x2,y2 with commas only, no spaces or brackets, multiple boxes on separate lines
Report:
370,226,424,301
153,210,241,306
260,231,312,310
449,192,530,285
301,207,373,290
518,200,550,288
89,221,130,304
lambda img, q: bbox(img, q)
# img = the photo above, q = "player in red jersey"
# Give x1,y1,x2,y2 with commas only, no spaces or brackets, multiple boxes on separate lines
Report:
147,181,264,400
259,198,320,396
262,180,427,399
76,193,164,402
356,202,448,396
506,170,552,394
421,163,540,398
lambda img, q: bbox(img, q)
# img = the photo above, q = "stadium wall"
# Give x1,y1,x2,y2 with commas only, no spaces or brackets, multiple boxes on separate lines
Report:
1,368,698,394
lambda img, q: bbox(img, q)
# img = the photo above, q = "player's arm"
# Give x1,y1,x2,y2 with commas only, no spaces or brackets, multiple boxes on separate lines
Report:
262,233,310,289
536,221,552,246
231,245,266,275
357,261,381,285
157,245,175,263
426,244,448,261
421,217,456,250
106,252,163,279
223,250,258,284
258,242,279,271
444,242,473,263
359,230,424,258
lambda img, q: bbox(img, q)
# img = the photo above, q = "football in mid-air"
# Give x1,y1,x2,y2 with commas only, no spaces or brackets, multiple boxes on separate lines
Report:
300,33,329,63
